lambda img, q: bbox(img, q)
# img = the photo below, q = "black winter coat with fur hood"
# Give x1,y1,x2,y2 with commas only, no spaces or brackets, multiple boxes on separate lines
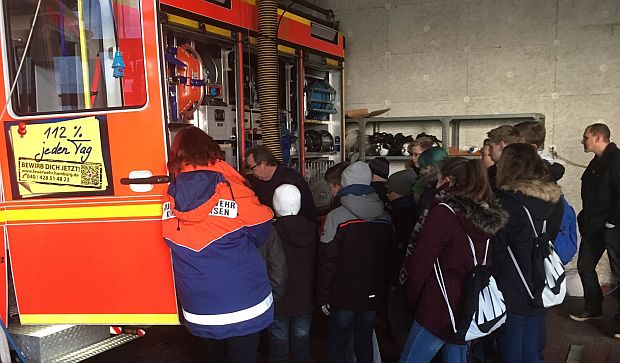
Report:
492,179,562,316
406,195,507,344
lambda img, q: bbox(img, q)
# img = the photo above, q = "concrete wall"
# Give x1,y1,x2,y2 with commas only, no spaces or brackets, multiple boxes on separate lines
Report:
319,0,620,283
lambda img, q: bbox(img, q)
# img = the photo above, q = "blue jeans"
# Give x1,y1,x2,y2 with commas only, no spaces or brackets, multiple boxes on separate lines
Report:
498,312,545,363
327,308,376,363
268,315,312,363
399,321,467,363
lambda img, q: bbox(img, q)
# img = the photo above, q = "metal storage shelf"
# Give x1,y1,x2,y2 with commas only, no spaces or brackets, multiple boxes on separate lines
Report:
307,108,337,114
305,73,329,80
305,151,338,158
310,98,334,103
365,155,411,160
301,59,344,208
307,87,336,94
347,113,544,162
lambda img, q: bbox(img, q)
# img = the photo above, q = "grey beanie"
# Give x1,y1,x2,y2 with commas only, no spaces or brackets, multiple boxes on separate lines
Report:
386,168,417,196
341,161,372,187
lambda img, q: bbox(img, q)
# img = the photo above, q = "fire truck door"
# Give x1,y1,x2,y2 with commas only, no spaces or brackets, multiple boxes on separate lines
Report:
0,0,178,325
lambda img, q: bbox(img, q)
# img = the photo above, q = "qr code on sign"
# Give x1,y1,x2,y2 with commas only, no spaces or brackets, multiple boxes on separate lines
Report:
81,163,102,187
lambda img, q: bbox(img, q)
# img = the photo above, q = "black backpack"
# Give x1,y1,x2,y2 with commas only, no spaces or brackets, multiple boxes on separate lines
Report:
434,203,507,341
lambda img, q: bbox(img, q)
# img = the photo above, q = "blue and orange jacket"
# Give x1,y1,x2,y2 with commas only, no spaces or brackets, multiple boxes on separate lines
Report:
162,160,274,339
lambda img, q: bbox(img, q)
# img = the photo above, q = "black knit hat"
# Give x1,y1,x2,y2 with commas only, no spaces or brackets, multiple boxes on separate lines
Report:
369,157,390,179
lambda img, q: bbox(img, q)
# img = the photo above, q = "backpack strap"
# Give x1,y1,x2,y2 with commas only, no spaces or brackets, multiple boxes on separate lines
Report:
522,205,547,237
482,237,490,266
506,246,535,300
438,203,490,266
434,260,457,333
434,202,490,334
507,204,546,301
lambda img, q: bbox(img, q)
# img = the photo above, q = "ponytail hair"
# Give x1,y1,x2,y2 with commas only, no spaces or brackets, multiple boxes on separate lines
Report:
439,157,492,203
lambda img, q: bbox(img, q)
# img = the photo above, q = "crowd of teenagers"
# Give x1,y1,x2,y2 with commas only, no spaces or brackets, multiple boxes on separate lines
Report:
162,120,620,363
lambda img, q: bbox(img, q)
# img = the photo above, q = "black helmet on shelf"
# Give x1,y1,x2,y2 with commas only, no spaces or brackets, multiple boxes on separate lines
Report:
304,130,322,152
318,130,334,152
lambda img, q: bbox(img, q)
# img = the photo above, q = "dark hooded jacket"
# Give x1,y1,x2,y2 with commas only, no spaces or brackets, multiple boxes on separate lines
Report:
248,165,317,221
542,157,566,241
318,190,394,311
371,180,388,204
406,195,507,344
387,195,416,285
547,162,565,183
492,180,562,316
540,149,566,184
273,215,317,316
579,142,620,240
259,227,288,302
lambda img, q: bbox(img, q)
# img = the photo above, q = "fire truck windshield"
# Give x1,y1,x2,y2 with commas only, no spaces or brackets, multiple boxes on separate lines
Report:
3,0,147,115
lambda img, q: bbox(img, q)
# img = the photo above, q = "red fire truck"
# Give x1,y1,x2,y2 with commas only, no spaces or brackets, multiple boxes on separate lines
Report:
0,0,344,355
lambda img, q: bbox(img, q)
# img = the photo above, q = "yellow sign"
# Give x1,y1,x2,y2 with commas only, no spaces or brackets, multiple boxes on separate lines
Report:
10,117,109,197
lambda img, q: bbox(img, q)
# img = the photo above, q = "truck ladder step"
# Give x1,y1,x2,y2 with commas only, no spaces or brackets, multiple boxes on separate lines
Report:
48,334,140,363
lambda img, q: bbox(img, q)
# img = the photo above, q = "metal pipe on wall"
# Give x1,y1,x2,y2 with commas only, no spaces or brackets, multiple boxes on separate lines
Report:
235,33,247,172
257,0,282,161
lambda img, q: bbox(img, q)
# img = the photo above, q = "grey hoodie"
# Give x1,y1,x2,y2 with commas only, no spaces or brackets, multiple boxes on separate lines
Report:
321,192,391,243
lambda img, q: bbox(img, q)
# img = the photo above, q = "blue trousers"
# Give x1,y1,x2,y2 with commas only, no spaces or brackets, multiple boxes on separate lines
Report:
327,309,376,363
498,312,545,363
267,314,312,363
399,321,467,363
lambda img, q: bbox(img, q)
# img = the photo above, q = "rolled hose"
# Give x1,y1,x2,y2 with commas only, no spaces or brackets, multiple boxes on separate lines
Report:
257,0,282,161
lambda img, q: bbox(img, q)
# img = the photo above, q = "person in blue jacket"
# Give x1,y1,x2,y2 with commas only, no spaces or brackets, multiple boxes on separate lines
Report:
162,126,274,363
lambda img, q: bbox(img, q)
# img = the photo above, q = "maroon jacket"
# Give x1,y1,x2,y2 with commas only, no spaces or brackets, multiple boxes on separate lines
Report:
406,195,506,344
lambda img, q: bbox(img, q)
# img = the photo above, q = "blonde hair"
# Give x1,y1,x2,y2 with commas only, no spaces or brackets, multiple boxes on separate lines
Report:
408,136,434,154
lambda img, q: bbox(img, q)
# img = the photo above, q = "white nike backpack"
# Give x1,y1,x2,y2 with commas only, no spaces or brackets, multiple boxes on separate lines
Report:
434,203,507,341
507,205,567,308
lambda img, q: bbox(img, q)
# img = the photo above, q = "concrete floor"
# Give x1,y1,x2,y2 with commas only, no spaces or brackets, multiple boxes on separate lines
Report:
544,295,620,363
83,295,620,363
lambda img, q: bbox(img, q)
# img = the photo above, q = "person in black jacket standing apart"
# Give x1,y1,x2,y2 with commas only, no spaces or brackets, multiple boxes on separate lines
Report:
246,145,316,221
570,123,620,339
318,161,394,363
